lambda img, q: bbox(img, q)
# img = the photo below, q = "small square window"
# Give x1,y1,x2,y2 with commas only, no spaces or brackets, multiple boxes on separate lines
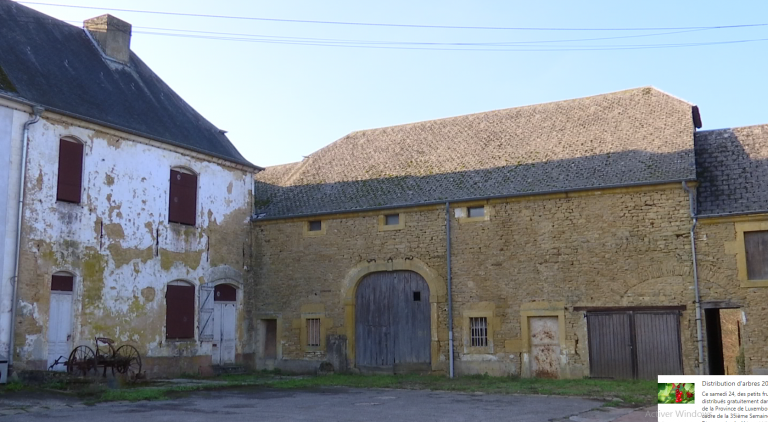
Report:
467,206,485,218
308,220,322,232
306,318,321,347
413,291,421,302
385,214,400,226
469,317,488,347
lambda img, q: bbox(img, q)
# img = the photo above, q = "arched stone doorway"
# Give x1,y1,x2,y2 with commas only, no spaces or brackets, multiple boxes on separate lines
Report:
355,271,430,373
341,258,445,373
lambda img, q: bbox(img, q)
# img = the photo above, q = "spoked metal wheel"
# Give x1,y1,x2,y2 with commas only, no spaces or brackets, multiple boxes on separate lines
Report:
114,345,142,379
66,345,96,377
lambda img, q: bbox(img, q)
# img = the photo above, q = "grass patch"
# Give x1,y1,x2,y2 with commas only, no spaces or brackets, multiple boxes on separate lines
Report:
97,388,169,402
602,400,625,407
4,372,656,406
262,374,655,405
0,380,26,393
84,385,208,404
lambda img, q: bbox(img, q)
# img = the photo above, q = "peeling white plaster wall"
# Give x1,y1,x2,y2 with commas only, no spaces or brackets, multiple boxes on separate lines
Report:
14,114,253,364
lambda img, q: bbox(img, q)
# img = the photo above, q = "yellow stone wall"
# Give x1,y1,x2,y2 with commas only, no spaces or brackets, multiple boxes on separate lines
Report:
250,183,766,377
696,217,768,375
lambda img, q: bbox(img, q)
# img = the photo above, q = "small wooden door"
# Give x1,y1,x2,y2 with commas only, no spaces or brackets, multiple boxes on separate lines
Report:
47,275,74,371
529,317,560,378
212,284,237,365
213,303,236,364
355,271,431,373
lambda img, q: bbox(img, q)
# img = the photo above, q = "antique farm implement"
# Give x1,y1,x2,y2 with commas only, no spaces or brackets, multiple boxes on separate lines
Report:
52,337,141,379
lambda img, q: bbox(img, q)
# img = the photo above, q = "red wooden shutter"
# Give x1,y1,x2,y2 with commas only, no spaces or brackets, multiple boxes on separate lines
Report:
51,275,74,292
166,284,195,339
168,170,197,226
56,139,83,203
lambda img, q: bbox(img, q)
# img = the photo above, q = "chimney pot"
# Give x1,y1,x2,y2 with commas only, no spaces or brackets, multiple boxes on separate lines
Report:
84,14,132,64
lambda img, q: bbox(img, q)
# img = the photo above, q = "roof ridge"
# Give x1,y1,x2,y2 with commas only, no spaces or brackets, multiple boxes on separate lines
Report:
695,123,768,134
341,86,688,137
647,86,696,106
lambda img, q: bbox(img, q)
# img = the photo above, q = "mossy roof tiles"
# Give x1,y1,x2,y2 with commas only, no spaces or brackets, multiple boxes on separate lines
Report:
695,125,768,216
255,87,698,218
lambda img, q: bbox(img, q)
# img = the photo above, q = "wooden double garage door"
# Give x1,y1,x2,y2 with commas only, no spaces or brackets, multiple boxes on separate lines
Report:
355,271,431,373
587,311,683,379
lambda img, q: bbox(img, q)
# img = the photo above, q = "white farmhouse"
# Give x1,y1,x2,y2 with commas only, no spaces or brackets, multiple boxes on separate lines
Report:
0,1,261,379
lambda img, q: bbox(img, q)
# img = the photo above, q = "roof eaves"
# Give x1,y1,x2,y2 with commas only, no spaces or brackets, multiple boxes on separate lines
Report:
0,91,263,171
252,177,696,222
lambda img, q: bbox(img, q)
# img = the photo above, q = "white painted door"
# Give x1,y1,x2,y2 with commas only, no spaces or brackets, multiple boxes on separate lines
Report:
47,292,73,371
213,302,236,364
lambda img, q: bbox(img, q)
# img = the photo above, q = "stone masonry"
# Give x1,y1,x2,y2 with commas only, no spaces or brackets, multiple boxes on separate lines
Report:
250,183,713,377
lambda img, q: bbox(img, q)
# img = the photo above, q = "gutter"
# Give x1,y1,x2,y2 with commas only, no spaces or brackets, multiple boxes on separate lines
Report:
697,209,768,219
682,181,705,375
445,203,455,378
7,106,44,368
252,178,697,222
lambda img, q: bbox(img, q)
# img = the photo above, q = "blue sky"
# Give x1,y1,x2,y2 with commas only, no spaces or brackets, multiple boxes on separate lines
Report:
18,0,768,167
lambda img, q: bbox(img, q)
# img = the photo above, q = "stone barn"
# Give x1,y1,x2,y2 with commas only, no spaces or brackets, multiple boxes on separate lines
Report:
249,87,768,379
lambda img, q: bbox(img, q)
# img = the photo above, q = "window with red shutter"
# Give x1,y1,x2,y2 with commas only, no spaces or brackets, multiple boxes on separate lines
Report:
168,169,197,226
166,282,195,339
56,138,84,203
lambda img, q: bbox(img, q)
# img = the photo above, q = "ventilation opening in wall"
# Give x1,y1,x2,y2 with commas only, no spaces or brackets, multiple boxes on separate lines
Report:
467,206,485,218
306,318,320,347
470,317,488,347
385,214,400,226
308,220,322,232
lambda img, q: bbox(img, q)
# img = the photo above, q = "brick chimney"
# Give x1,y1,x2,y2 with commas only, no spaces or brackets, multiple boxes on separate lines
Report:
84,14,132,64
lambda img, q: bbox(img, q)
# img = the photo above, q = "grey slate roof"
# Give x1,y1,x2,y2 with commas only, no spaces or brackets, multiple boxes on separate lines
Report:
0,0,258,169
695,125,768,216
255,87,698,219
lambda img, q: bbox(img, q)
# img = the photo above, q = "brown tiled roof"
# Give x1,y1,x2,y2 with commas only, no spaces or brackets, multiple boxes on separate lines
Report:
695,125,768,216
255,87,697,218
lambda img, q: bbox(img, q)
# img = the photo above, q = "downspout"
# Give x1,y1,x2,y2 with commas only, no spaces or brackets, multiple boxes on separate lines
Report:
445,202,455,378
7,106,43,368
682,181,705,374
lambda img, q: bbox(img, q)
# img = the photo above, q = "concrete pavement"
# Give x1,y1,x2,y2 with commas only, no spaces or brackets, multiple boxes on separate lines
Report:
0,387,657,422
0,387,592,421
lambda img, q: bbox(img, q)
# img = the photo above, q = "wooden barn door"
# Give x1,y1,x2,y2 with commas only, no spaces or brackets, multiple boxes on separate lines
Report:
355,271,430,373
587,310,683,379
586,312,634,379
634,312,683,379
